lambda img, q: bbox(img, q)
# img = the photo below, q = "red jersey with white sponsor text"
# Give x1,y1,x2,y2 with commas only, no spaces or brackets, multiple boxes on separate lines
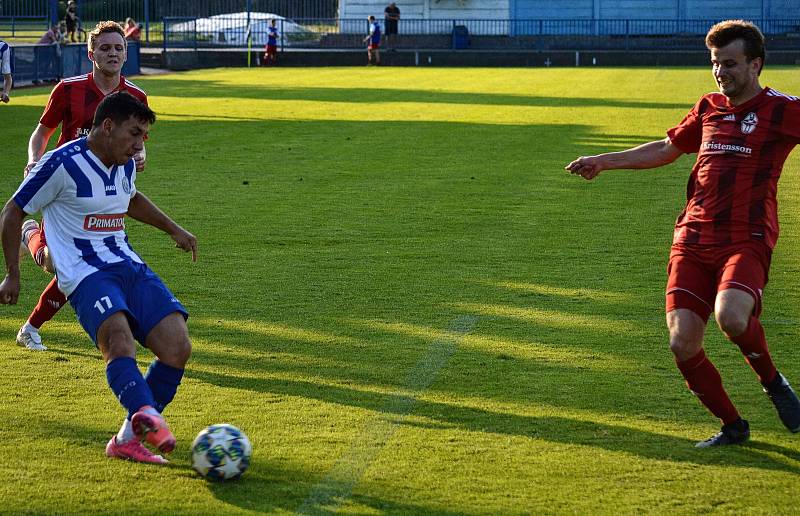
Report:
40,72,148,146
667,87,800,248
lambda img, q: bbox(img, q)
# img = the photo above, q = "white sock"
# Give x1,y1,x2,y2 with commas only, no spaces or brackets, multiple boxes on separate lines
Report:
22,322,40,334
116,419,136,444
142,406,160,417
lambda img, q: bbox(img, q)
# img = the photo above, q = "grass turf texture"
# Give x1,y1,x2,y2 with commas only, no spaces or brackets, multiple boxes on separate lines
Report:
1,67,800,514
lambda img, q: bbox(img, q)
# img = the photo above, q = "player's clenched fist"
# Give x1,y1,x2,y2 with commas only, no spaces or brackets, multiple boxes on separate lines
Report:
565,156,604,180
0,275,20,304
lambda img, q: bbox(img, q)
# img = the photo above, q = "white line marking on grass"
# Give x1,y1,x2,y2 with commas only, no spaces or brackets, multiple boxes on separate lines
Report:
295,315,477,515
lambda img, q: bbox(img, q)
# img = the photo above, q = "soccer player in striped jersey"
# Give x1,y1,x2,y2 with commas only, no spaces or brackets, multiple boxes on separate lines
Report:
262,18,279,66
565,20,800,447
18,21,147,352
363,16,381,66
0,92,197,464
0,38,12,103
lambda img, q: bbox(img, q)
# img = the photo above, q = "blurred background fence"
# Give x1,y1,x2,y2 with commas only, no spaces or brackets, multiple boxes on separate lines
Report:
161,16,800,50
7,41,140,84
1,1,798,49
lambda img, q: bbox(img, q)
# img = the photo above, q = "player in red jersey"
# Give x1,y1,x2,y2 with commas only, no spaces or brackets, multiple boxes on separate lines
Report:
17,21,148,353
565,20,800,447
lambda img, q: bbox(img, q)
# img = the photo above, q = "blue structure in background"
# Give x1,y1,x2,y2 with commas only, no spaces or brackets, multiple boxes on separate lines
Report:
9,42,140,85
511,0,799,21
509,0,800,34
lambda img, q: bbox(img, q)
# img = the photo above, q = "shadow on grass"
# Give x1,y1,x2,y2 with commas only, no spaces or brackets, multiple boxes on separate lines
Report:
128,78,692,110
186,367,800,476
14,411,458,514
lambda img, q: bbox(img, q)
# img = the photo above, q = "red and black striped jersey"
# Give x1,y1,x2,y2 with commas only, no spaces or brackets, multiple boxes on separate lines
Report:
667,87,800,248
40,72,148,146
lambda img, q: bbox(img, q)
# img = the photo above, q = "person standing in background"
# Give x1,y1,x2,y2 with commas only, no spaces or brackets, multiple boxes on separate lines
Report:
0,38,11,103
364,15,381,66
384,3,400,50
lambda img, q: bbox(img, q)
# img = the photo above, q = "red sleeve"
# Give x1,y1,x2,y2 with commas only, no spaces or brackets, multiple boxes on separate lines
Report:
666,96,707,154
120,76,148,106
781,98,800,144
39,82,66,129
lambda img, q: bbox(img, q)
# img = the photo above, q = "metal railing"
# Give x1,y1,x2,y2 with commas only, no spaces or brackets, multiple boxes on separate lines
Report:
0,0,48,17
6,13,799,46
0,16,49,37
7,41,140,85
159,17,800,49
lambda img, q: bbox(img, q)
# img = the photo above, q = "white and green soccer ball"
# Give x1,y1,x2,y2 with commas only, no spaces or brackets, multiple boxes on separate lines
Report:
191,424,252,481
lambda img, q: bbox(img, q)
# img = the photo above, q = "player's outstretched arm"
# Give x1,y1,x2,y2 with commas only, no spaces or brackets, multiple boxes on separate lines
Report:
25,124,58,175
565,137,683,180
0,200,25,304
127,192,197,262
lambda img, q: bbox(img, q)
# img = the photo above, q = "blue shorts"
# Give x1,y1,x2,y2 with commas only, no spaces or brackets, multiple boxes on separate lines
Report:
68,261,188,346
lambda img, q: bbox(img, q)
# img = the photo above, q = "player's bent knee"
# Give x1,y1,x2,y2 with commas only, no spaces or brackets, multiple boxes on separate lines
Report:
666,311,704,361
147,313,192,367
668,334,701,361
170,338,192,367
42,248,55,274
97,314,137,360
715,309,748,338
156,339,191,368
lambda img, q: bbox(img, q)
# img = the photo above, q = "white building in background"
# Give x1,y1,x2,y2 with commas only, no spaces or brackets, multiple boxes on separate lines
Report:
338,0,800,35
340,0,508,20
340,0,800,20
339,0,509,34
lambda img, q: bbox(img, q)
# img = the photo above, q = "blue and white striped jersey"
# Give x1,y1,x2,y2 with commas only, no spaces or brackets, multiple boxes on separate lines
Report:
13,137,143,296
0,39,11,75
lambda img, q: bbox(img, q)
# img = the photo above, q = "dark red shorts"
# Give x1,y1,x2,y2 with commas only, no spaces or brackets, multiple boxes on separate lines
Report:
665,240,771,321
368,43,380,50
265,45,277,56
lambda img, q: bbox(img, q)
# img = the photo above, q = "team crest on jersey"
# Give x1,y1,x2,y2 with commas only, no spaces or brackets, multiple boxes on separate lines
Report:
84,214,125,231
121,176,131,194
740,112,758,134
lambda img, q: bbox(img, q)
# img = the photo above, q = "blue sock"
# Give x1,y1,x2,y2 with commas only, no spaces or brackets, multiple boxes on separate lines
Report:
144,360,184,414
106,357,155,419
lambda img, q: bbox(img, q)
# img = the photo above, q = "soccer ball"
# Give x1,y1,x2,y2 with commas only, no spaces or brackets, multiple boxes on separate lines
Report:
191,424,252,481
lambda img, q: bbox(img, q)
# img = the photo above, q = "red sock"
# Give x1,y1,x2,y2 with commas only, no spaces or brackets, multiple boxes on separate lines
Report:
731,317,777,385
676,349,740,424
28,277,67,329
25,228,47,268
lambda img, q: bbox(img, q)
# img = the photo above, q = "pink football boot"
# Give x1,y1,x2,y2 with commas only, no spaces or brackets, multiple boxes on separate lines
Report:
106,436,168,464
131,406,176,454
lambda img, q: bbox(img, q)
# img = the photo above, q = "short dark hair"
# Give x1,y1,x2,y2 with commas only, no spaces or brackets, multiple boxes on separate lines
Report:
93,91,156,128
368,15,375,21
706,20,765,73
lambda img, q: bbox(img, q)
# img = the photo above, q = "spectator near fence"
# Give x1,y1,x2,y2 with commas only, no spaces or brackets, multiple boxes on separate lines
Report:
38,23,66,45
384,3,400,50
0,39,11,103
124,18,142,42
65,1,80,43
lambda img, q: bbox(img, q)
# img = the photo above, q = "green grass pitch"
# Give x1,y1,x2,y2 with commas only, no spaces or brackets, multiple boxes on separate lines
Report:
0,66,799,514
